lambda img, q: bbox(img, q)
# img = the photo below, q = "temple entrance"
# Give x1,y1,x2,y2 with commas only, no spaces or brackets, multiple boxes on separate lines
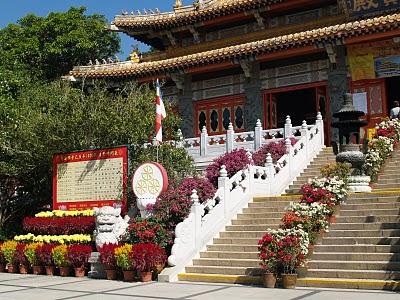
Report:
385,76,400,114
275,88,316,128
263,82,330,144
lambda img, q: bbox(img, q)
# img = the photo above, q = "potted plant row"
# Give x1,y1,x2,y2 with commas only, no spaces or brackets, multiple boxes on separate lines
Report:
0,241,92,277
99,242,167,282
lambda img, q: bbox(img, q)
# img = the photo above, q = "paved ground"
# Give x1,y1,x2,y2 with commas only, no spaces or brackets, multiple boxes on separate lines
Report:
0,273,398,300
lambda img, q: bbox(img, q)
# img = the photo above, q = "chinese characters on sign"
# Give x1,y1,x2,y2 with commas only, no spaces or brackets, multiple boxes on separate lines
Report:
52,146,128,211
344,0,400,18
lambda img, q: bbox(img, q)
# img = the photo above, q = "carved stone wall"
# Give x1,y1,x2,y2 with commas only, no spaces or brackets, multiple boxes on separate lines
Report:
327,45,349,144
177,74,195,138
243,61,263,130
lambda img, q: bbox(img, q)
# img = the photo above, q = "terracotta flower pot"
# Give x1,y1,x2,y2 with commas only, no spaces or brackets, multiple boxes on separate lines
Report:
33,265,44,275
262,272,276,288
7,264,17,273
154,263,165,274
19,265,29,274
282,273,297,289
140,271,152,282
0,264,5,273
105,269,117,280
45,265,56,276
123,270,135,282
74,267,85,277
328,215,336,223
59,266,71,277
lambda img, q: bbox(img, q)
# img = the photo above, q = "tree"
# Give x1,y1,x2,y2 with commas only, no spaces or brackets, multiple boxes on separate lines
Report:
0,80,194,238
0,7,120,80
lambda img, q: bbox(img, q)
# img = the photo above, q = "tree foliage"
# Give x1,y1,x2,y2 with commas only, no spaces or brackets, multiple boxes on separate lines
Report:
0,7,120,80
0,80,193,238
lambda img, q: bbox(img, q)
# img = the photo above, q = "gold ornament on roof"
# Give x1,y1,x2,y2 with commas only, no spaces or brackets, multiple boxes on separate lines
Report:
130,50,140,63
174,0,182,9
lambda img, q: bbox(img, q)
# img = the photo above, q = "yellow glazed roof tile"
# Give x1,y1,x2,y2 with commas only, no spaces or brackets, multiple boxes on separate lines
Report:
69,13,400,79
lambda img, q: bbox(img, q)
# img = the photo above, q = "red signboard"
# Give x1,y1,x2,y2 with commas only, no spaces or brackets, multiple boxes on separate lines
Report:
52,146,128,211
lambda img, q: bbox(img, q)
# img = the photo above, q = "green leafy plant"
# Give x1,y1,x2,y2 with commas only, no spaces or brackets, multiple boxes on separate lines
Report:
320,162,351,183
114,244,133,271
0,240,17,265
51,245,69,267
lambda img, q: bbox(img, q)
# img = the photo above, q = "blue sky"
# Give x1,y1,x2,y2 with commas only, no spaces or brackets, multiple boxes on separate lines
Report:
0,0,192,58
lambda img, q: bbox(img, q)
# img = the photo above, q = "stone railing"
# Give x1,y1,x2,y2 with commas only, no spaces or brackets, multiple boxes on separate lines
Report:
161,115,315,162
159,113,325,282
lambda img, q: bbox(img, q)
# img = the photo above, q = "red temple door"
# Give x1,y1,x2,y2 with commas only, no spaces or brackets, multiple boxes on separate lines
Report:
351,79,387,139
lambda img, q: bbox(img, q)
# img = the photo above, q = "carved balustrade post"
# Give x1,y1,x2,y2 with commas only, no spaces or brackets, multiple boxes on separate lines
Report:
218,165,230,218
264,153,274,195
316,112,324,146
284,115,292,139
286,138,293,178
176,129,183,148
190,190,202,249
254,119,262,151
200,126,208,157
226,123,234,153
301,120,309,158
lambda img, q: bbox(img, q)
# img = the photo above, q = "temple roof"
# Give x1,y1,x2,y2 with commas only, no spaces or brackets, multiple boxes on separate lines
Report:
68,13,400,80
112,0,284,31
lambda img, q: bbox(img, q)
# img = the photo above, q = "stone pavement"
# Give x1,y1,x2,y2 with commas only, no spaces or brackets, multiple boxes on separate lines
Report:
0,273,399,300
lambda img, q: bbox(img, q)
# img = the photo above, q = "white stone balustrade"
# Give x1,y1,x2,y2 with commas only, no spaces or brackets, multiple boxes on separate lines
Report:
159,113,325,282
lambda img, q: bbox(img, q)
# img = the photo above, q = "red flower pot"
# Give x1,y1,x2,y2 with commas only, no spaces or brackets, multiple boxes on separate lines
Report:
33,265,44,275
59,266,71,277
45,265,56,276
19,265,29,274
105,269,117,280
74,267,85,277
7,264,18,273
123,270,135,282
140,271,152,282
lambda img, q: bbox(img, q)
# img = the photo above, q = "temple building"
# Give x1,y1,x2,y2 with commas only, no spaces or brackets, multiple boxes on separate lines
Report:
67,0,400,144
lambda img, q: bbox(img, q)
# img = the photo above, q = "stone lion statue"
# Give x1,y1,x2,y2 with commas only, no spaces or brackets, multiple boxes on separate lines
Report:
93,206,130,250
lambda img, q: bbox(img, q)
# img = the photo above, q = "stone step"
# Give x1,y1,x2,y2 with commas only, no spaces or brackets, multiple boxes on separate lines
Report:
231,218,281,225
200,251,259,260
314,244,400,253
213,237,260,245
311,252,400,261
297,277,400,290
339,208,400,216
345,196,400,204
347,192,400,199
321,236,400,245
236,212,286,219
375,178,400,184
192,258,259,268
377,171,400,177
219,231,266,238
225,224,278,231
242,207,287,213
305,269,400,280
373,183,400,189
206,244,258,252
330,222,400,230
253,195,301,202
326,229,400,238
336,215,400,223
341,202,400,210
308,260,400,271
248,201,294,208
185,265,262,276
